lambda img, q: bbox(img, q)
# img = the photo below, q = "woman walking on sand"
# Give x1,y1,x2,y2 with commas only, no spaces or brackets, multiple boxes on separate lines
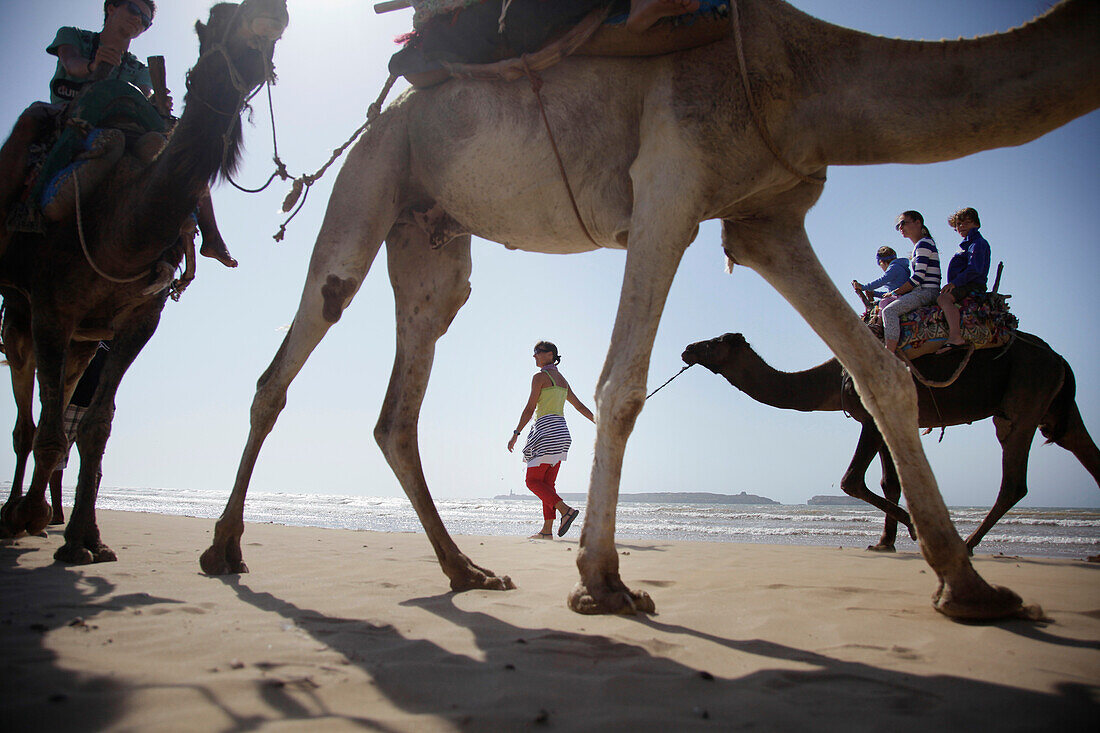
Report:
507,341,595,540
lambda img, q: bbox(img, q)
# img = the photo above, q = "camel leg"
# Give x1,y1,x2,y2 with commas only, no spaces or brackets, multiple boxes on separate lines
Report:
374,227,513,591
55,302,164,564
2,306,35,528
723,204,1023,620
839,424,913,551
568,165,699,615
201,132,404,575
4,320,71,536
1043,394,1100,488
963,415,1037,553
876,445,905,550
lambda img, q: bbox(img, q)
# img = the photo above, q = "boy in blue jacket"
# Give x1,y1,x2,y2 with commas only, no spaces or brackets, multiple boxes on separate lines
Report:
936,207,991,353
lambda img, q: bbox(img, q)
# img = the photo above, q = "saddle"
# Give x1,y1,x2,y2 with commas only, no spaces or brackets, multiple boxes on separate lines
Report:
866,291,1018,359
389,0,732,88
8,80,167,234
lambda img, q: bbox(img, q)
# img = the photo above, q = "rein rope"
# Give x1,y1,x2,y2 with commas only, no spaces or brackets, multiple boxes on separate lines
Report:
646,364,693,400
730,0,824,187
273,72,398,242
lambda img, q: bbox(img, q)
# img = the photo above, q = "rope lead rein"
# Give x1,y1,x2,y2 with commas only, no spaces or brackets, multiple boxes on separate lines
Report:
646,364,693,400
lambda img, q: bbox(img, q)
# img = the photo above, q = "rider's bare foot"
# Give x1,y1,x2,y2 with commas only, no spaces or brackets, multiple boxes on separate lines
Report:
625,0,701,34
200,239,238,268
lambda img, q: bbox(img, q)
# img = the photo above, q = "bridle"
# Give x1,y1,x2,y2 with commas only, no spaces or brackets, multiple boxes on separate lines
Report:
184,3,287,194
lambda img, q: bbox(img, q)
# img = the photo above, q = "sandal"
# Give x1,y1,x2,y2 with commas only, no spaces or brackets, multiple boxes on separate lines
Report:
557,508,580,537
529,532,553,540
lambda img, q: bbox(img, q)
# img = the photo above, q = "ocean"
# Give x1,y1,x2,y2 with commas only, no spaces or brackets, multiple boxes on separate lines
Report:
76,485,1100,560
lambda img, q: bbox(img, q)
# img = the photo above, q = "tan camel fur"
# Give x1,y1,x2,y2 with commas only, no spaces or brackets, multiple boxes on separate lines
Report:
0,1,289,563
202,0,1100,619
682,332,1100,552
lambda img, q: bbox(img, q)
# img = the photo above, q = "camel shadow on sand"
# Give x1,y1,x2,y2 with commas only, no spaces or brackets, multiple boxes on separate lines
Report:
4,535,1096,730
1,540,185,729
214,578,1097,731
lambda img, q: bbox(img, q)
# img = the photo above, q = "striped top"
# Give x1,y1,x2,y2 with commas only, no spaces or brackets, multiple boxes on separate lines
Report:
906,237,941,291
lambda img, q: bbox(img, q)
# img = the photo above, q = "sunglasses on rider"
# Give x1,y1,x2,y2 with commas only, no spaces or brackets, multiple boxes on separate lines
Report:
113,0,153,29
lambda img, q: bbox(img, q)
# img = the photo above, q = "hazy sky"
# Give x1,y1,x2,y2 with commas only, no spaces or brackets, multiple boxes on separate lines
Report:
1,0,1097,509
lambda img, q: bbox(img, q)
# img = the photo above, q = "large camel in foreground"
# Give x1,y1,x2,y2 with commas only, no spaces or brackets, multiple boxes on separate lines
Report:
202,0,1100,619
0,0,289,562
682,332,1100,551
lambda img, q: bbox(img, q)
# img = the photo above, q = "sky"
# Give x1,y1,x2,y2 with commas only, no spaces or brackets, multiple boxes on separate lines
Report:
0,0,1097,510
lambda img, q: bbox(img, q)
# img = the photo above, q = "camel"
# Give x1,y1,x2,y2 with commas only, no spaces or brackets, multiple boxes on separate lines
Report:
201,0,1100,619
0,0,289,563
681,332,1100,551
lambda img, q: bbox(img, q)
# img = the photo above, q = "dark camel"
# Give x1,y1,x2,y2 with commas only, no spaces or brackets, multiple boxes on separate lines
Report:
0,1,289,563
682,332,1100,552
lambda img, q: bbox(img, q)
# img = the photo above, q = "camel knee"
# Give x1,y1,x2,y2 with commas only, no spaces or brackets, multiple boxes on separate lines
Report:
76,410,112,449
596,382,645,441
857,361,917,421
839,475,865,499
13,419,35,454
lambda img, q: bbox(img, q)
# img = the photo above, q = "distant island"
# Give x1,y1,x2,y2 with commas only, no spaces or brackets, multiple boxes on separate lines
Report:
494,490,778,505
807,495,865,506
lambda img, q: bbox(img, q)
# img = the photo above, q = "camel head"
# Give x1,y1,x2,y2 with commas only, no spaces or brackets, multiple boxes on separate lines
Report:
187,0,289,180
681,333,749,372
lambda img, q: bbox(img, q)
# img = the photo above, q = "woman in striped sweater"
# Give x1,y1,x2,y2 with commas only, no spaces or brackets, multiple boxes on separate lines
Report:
507,341,595,539
881,210,941,353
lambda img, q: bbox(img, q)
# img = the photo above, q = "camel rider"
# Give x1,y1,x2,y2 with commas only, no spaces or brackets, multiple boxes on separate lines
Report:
0,0,237,268
391,0,701,76
936,207,991,354
852,246,910,302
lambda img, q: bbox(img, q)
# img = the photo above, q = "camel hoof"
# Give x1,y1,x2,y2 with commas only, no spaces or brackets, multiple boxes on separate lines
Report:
866,543,897,553
91,544,117,563
54,543,95,565
933,582,1024,621
199,545,249,575
447,558,515,592
49,516,65,526
567,582,656,616
11,498,52,537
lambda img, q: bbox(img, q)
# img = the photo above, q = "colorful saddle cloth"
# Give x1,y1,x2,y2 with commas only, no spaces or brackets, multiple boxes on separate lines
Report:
7,80,165,234
866,292,1017,357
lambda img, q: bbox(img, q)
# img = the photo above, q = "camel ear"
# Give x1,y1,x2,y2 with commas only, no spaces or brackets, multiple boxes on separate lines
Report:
195,19,207,44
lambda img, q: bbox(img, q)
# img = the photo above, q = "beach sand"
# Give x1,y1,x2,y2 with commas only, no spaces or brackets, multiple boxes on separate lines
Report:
3,509,1097,731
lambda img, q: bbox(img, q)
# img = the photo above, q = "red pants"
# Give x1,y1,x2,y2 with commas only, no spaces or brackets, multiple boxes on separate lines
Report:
525,462,562,520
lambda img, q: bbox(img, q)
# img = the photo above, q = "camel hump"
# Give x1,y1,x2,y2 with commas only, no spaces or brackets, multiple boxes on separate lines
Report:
391,1,731,88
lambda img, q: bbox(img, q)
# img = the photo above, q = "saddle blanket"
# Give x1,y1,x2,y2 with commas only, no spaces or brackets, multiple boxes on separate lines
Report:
867,291,1017,356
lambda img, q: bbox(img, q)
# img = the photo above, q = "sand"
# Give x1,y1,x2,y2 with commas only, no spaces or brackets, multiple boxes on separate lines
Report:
2,509,1097,731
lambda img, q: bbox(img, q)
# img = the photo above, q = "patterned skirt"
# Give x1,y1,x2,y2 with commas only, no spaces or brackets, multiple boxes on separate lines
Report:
522,414,571,467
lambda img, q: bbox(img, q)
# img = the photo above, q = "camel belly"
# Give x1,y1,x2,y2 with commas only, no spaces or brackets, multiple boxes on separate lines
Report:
412,138,633,254
403,74,639,254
